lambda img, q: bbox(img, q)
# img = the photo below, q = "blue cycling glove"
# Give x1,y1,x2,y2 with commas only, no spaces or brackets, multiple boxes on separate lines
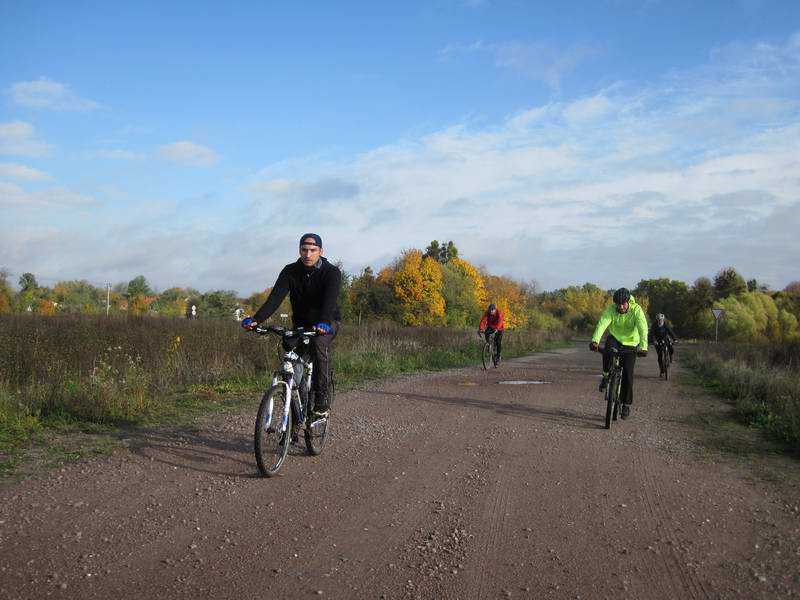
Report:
241,317,254,329
315,322,332,334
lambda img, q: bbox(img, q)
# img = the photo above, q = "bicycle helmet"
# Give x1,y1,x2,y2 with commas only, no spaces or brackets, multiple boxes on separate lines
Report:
488,303,496,311
612,288,630,306
656,313,665,322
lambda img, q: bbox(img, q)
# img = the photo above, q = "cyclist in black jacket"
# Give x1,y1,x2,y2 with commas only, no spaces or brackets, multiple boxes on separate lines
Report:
245,233,342,416
648,313,677,376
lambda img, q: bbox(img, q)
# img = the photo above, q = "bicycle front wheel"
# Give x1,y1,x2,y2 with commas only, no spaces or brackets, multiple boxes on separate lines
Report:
482,342,491,370
605,372,618,429
305,374,333,456
254,385,291,477
663,349,671,380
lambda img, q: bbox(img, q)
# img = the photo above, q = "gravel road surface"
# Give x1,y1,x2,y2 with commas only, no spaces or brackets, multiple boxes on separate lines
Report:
2,343,799,599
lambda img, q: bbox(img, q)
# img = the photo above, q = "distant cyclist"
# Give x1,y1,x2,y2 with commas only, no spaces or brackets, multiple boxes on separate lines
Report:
478,303,505,363
243,233,341,418
589,288,648,420
649,313,677,376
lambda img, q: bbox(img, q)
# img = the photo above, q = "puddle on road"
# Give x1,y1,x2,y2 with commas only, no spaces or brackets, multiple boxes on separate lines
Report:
498,380,552,385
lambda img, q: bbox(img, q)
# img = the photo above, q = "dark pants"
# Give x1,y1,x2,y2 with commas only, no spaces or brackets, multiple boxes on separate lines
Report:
310,321,339,409
602,335,637,405
485,328,503,357
654,340,674,371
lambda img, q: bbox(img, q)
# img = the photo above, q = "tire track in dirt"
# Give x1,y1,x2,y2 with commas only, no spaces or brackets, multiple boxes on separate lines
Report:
472,442,513,600
633,447,712,600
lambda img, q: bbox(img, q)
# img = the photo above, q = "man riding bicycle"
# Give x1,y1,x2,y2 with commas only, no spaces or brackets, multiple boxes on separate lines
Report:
243,233,341,418
479,303,505,363
649,313,677,376
589,288,648,420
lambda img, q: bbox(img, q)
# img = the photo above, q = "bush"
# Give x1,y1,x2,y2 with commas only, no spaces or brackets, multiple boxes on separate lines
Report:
684,343,800,451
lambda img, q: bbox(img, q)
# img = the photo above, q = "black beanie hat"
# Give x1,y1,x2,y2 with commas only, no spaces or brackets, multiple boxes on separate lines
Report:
299,233,322,248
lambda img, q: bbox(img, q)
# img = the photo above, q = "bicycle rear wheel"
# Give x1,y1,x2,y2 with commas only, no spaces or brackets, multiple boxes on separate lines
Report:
305,374,333,456
482,342,491,370
254,385,291,477
605,372,618,429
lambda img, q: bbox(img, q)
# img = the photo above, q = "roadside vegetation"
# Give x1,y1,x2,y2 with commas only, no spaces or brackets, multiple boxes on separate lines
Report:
683,341,800,453
0,315,565,478
3,241,800,473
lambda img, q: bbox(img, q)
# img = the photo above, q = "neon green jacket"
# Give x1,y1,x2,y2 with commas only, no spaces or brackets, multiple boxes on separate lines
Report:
591,295,649,350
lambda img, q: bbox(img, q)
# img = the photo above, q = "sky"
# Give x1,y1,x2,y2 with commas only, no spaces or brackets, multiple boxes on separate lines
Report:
1,0,799,296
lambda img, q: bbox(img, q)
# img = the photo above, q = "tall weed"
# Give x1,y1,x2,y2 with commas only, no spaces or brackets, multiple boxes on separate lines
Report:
684,344,800,451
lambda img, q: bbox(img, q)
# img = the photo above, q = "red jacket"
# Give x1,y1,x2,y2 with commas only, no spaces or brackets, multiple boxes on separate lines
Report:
479,309,505,331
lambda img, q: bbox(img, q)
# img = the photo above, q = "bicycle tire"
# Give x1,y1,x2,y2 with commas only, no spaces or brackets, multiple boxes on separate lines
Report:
663,348,670,380
482,342,491,370
305,373,333,456
254,384,291,477
604,371,618,429
492,341,499,368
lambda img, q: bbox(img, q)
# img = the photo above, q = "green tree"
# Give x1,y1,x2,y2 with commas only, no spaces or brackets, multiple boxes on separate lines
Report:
18,272,38,292
151,287,191,317
716,291,798,342
198,290,240,319
713,267,747,299
634,278,690,332
349,267,395,323
52,280,104,314
424,240,459,264
440,263,475,327
126,275,152,300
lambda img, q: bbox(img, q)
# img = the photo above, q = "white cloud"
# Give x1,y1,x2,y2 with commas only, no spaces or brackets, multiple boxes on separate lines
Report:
239,33,800,290
0,121,54,157
440,40,603,90
10,77,100,111
563,95,614,126
157,141,219,167
0,162,51,181
92,148,145,161
0,182,98,208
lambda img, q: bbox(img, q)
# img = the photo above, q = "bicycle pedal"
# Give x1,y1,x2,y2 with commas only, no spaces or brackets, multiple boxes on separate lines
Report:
309,417,328,428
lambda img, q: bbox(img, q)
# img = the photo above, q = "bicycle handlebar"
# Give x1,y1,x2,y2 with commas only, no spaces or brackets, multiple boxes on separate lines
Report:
253,324,319,338
600,345,639,354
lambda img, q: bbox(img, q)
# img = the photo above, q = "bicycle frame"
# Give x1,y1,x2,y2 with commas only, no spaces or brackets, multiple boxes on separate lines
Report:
601,345,637,429
256,325,316,437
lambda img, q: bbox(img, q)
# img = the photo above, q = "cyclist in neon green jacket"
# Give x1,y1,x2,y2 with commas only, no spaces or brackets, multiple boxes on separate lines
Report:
589,288,649,420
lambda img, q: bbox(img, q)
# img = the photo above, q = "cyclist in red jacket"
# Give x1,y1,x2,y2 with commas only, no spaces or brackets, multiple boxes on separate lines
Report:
479,303,505,363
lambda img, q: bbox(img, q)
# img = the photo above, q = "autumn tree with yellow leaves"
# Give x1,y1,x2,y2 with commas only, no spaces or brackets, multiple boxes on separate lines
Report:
389,250,446,326
482,273,529,329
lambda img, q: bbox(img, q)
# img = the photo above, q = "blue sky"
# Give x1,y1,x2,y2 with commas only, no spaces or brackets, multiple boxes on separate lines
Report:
1,0,799,295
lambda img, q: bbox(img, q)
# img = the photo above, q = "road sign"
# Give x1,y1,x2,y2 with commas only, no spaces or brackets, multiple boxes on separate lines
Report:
712,308,724,342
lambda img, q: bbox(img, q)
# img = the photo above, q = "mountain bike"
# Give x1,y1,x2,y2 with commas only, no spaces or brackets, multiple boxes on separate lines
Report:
250,325,334,477
655,339,671,380
600,346,637,430
480,330,499,370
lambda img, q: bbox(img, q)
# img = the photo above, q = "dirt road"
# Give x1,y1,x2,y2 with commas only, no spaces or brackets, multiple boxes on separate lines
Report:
2,343,799,599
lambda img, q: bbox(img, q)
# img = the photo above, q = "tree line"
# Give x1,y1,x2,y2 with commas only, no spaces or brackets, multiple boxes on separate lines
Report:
2,244,798,342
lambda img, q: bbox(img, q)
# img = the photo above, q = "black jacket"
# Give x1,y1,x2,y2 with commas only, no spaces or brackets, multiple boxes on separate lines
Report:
649,322,676,343
253,257,342,327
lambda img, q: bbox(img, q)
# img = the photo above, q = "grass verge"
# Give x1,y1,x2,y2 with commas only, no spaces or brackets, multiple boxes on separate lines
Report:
681,345,800,455
1,323,567,482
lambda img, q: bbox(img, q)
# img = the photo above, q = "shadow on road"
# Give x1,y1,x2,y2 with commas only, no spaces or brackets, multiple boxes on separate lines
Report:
365,389,605,430
121,428,262,478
